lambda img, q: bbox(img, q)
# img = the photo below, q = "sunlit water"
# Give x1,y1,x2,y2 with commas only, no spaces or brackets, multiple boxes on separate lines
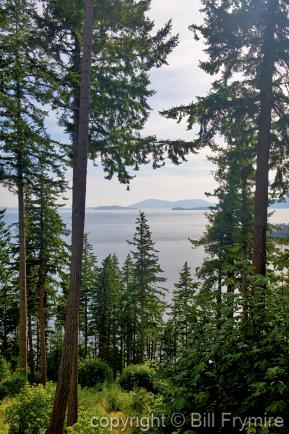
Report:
4,208,289,293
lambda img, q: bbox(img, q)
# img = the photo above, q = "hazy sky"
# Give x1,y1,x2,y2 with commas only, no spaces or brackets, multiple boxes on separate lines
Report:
1,0,217,208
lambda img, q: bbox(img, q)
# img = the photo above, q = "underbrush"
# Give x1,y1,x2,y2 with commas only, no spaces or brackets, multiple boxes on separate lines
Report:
1,380,166,433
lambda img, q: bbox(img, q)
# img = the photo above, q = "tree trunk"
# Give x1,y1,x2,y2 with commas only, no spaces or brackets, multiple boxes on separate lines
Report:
18,167,27,375
27,308,35,382
39,180,48,386
67,26,82,426
39,282,47,385
49,0,94,431
252,0,276,276
84,292,88,358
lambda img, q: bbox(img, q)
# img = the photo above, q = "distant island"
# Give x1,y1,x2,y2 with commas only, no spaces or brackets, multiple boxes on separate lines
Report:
130,199,214,209
94,205,136,211
93,197,289,210
172,206,213,211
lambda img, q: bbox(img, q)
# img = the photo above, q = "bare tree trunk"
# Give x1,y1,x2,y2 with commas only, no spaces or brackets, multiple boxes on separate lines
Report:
18,167,27,374
48,1,94,431
252,0,276,277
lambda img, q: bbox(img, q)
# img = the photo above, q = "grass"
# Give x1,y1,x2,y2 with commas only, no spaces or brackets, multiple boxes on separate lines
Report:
0,397,15,434
0,383,162,433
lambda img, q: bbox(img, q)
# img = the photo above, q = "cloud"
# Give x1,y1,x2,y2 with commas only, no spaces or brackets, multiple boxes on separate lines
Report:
0,0,215,208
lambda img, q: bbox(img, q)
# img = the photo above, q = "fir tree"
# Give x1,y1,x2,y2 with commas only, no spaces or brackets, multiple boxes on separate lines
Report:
94,254,123,375
0,0,64,374
171,262,197,357
49,0,94,429
128,212,166,363
79,234,98,359
25,166,69,385
120,254,138,366
162,0,289,278
0,209,18,361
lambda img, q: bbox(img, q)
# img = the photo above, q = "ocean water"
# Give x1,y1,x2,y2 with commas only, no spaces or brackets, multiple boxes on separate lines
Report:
3,208,289,292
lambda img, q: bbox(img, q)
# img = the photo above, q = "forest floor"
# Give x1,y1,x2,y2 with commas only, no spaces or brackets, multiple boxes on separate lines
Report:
0,384,163,433
0,397,12,433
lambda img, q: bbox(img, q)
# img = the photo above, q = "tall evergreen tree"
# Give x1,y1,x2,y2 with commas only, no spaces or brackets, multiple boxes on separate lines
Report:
93,254,123,374
162,0,289,278
120,254,138,366
128,212,166,363
170,262,197,358
42,0,190,183
79,234,98,359
0,0,62,374
0,209,18,361
49,0,94,430
25,165,68,385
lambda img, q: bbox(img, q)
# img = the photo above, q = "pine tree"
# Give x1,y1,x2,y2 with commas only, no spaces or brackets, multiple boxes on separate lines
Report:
128,212,166,363
42,0,189,183
0,0,62,374
120,254,138,366
79,234,98,359
171,262,197,357
93,254,123,374
0,209,18,361
162,0,289,278
25,164,68,385
49,0,94,429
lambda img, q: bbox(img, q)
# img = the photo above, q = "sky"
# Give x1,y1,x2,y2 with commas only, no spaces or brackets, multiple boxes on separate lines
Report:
0,0,217,208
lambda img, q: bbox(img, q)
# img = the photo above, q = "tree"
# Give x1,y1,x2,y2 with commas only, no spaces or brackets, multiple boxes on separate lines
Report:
0,0,61,374
79,234,98,358
49,0,94,430
43,0,191,185
120,254,138,366
170,262,197,357
128,212,166,363
93,254,123,375
0,209,18,361
25,162,68,385
162,0,289,278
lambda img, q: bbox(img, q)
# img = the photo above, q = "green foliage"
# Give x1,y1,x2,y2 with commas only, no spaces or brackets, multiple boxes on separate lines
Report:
0,356,9,383
164,287,289,433
0,210,18,362
5,383,55,434
119,364,157,393
128,212,167,362
78,358,112,388
0,372,27,401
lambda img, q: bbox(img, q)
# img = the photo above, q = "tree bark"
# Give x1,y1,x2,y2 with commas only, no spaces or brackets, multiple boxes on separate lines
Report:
67,26,82,426
27,308,35,382
39,282,47,385
252,0,276,276
18,166,27,375
48,0,94,431
39,181,48,386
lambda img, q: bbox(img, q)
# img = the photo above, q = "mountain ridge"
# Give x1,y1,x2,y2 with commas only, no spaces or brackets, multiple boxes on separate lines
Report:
129,198,214,209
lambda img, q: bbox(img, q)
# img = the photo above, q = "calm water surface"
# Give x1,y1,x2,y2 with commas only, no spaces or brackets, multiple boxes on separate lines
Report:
4,208,289,292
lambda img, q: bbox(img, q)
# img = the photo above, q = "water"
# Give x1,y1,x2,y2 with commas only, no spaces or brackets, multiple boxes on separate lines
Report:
3,208,289,292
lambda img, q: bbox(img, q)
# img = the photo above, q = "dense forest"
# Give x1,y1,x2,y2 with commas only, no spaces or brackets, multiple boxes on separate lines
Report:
0,0,289,433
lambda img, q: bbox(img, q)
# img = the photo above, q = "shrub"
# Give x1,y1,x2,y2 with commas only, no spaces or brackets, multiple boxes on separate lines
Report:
78,358,112,388
5,383,55,434
0,372,27,401
119,364,157,393
0,355,9,382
